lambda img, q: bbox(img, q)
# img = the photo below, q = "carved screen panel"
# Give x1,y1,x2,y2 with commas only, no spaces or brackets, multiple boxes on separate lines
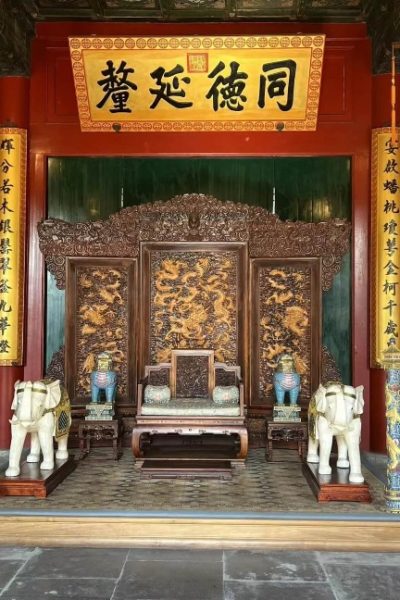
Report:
251,258,321,408
141,243,247,371
65,257,137,404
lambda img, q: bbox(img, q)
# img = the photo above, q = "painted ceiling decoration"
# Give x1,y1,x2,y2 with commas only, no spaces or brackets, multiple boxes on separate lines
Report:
0,0,399,77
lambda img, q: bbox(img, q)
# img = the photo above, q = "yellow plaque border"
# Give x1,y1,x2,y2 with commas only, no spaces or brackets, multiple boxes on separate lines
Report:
0,127,26,366
69,35,325,132
371,127,400,368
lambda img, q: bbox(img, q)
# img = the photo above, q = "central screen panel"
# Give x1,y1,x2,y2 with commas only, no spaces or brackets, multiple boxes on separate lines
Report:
141,242,247,374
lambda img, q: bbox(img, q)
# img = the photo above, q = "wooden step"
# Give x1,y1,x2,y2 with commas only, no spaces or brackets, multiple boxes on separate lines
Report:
140,459,232,479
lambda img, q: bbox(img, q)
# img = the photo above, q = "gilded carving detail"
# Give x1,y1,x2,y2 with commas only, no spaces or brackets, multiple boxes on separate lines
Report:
75,266,129,400
46,345,65,387
150,251,237,364
248,209,350,291
321,345,342,383
38,194,350,292
258,265,312,404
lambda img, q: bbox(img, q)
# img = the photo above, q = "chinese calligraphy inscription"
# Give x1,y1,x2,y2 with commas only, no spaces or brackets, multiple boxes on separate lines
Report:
372,129,400,367
0,128,26,365
69,35,325,132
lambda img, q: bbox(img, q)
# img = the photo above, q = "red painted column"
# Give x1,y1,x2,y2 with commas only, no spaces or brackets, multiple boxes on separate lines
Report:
0,76,29,449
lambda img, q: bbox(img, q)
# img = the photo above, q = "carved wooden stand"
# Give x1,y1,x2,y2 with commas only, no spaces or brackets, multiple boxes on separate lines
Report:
303,461,372,503
265,420,308,462
0,458,76,498
78,419,122,460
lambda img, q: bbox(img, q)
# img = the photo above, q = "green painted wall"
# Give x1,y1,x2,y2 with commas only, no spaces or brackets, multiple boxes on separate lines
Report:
46,156,351,382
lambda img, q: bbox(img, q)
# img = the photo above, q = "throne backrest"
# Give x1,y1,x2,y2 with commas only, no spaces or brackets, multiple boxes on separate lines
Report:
171,349,215,399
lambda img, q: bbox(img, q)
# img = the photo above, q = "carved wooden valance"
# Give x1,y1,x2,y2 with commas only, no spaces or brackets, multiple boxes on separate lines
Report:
38,193,350,291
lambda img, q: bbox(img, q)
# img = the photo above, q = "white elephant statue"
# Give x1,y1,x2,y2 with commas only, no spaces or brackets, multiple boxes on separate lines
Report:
306,382,365,484
5,379,71,477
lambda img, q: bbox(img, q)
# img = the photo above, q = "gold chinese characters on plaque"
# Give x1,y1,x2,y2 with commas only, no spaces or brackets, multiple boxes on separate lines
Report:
371,128,400,367
69,35,325,132
0,128,26,366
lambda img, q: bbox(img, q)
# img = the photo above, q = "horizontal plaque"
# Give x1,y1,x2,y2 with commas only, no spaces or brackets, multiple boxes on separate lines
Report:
69,35,325,132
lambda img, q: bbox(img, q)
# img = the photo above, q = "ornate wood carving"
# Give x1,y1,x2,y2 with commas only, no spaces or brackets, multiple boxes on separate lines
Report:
215,368,237,387
321,345,342,384
38,211,141,289
38,194,350,292
65,257,137,404
248,209,351,291
245,415,267,448
175,355,210,398
141,240,247,373
251,258,321,408
149,247,239,364
259,264,312,402
45,345,65,387
148,368,170,386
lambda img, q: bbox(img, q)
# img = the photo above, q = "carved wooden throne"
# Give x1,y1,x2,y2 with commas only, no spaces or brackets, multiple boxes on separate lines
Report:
132,349,248,467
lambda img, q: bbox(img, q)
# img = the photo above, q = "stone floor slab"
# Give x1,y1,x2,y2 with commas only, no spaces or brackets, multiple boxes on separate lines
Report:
114,558,222,600
324,564,400,600
127,548,222,562
17,547,127,579
317,551,400,566
224,550,325,582
223,581,336,600
2,577,117,599
0,561,25,591
0,549,37,561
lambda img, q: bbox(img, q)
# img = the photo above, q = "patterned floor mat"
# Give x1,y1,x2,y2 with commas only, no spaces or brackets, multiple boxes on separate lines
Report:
0,448,386,514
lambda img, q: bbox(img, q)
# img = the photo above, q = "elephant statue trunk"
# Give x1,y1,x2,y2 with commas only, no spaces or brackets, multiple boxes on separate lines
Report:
307,382,365,484
5,379,71,478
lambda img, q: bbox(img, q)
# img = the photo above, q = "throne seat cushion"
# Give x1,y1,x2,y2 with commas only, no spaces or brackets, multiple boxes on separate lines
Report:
212,385,239,404
144,385,171,404
141,398,241,416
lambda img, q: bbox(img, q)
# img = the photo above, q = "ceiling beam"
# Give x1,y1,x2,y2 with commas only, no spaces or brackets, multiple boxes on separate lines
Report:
0,1,399,77
0,0,36,76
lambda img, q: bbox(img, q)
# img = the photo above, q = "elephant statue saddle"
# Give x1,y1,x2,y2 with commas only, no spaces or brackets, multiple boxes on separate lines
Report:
37,378,71,440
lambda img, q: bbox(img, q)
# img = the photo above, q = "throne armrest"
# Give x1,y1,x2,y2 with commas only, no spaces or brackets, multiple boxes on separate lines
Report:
136,377,148,415
137,364,172,415
214,362,245,416
238,381,245,416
